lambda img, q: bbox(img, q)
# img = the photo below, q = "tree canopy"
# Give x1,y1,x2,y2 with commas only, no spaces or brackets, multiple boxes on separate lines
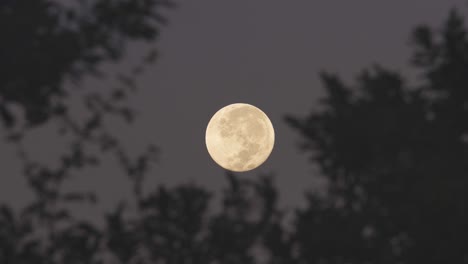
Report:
286,9,468,264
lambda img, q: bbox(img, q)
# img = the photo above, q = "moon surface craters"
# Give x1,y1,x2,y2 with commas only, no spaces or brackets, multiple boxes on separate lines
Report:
205,103,274,172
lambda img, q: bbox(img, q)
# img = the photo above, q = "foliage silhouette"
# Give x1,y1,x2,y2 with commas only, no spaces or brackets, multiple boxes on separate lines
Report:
286,9,468,264
0,0,172,128
0,0,175,263
0,0,171,204
2,1,468,264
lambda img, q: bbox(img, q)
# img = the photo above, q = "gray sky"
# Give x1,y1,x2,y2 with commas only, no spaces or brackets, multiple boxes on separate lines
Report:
1,0,467,212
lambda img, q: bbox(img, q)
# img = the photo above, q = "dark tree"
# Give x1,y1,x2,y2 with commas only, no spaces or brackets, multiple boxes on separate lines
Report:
286,9,468,264
0,0,173,198
0,0,174,263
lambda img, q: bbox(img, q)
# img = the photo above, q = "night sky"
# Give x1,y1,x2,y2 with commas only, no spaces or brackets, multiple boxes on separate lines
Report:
1,0,466,212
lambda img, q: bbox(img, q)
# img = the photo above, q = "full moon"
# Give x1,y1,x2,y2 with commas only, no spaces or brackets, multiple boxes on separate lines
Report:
205,103,275,172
